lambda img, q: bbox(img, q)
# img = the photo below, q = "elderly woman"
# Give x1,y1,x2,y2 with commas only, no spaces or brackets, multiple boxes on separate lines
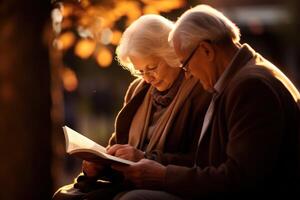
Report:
52,14,211,200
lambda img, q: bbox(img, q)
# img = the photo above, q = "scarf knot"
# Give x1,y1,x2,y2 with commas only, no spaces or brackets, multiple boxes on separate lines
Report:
151,72,184,108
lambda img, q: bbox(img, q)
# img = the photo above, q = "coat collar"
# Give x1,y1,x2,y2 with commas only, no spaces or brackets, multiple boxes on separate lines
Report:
214,43,255,98
114,81,150,144
195,44,256,149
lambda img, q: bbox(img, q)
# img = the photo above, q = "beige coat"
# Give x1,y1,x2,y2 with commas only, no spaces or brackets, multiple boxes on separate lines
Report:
109,77,211,166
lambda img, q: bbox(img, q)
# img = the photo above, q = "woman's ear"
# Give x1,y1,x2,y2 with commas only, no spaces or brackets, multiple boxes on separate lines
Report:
199,41,215,61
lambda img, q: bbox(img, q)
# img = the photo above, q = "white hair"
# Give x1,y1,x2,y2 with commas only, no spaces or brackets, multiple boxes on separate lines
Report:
116,14,180,76
169,4,241,52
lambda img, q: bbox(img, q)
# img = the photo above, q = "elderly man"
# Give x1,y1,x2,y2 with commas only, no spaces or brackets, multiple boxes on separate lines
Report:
112,4,300,199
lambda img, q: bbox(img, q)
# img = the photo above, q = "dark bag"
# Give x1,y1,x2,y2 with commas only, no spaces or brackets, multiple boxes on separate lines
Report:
52,168,127,200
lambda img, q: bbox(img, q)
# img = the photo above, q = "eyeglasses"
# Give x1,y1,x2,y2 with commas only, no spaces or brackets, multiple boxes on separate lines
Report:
180,44,200,72
134,65,158,76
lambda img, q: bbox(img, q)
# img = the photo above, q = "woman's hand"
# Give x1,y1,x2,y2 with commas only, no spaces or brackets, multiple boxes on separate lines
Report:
106,144,145,162
82,160,105,178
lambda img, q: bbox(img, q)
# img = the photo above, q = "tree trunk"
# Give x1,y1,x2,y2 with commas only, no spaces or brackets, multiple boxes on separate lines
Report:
0,1,52,199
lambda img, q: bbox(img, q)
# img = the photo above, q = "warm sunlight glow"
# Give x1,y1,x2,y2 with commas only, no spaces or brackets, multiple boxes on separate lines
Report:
152,0,185,12
56,31,76,50
52,8,63,24
62,19,73,29
143,5,159,14
74,39,96,59
80,0,91,8
111,30,122,45
52,8,63,34
77,26,93,38
61,4,73,18
52,0,187,67
272,67,300,103
124,2,142,25
141,0,185,12
79,15,93,27
101,28,112,45
62,67,78,92
95,47,113,67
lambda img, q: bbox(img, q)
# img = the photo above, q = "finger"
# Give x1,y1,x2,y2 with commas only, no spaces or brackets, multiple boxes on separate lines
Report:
106,144,119,153
106,144,125,155
107,144,131,151
116,154,132,161
114,147,132,157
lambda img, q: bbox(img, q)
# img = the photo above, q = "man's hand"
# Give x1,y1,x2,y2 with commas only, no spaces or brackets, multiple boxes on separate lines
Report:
111,159,166,189
82,160,105,178
106,144,145,162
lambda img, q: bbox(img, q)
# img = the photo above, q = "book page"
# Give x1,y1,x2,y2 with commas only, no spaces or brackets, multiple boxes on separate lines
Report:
63,126,106,155
62,126,135,165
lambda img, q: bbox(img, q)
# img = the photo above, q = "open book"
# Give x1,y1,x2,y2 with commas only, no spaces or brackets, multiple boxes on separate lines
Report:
62,126,135,165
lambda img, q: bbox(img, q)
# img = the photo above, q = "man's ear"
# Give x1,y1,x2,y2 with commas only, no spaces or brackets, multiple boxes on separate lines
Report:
199,41,215,61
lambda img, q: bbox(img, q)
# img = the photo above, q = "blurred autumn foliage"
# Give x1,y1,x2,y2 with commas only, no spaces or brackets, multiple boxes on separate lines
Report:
51,0,186,92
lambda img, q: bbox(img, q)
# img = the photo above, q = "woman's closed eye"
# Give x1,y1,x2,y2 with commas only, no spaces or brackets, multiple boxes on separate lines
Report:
137,65,158,76
145,65,158,71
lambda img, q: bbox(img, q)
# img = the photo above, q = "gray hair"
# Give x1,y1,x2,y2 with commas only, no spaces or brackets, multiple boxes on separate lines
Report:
116,14,180,76
169,4,241,52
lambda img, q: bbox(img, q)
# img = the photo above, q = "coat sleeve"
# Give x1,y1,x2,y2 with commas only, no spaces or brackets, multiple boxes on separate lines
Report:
163,77,286,198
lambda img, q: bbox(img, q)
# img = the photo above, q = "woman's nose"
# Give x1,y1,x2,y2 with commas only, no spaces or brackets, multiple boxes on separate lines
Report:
143,74,155,84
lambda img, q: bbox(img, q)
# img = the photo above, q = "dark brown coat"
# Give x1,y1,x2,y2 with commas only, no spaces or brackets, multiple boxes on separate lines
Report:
164,44,300,198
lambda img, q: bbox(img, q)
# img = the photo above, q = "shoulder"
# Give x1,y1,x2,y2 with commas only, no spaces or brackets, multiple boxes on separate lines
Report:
124,78,149,103
227,56,288,95
227,70,278,99
127,78,143,92
222,64,289,112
